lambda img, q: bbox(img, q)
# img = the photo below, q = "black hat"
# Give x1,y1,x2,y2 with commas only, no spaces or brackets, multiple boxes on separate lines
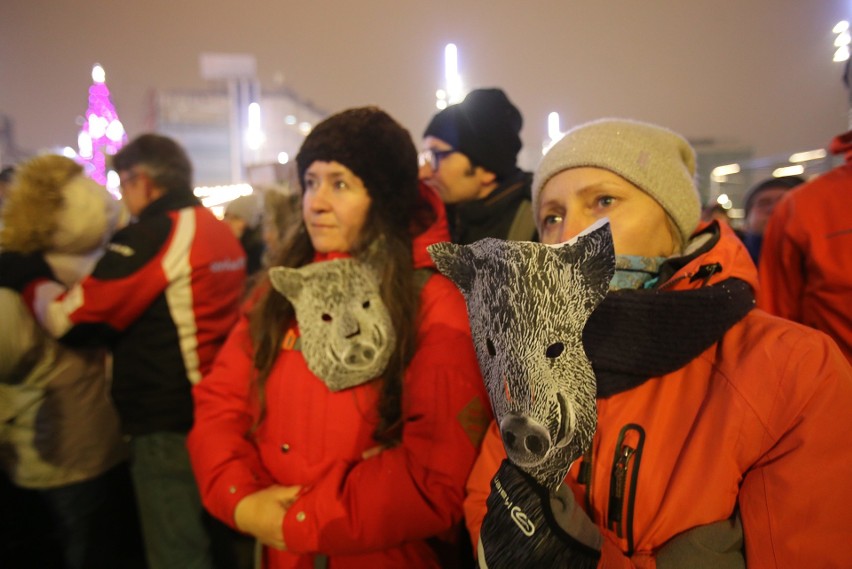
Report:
296,107,419,229
423,88,523,180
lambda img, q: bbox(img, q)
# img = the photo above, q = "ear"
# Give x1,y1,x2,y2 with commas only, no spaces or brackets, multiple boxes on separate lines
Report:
475,167,497,187
268,266,305,302
427,242,476,295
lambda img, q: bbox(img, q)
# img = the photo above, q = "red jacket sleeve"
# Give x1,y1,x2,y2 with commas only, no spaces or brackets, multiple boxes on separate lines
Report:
738,325,852,567
187,314,276,526
757,195,803,321
463,420,503,547
282,275,492,555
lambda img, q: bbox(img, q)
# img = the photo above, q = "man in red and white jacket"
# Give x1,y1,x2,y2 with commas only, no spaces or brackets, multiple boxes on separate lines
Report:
1,134,246,569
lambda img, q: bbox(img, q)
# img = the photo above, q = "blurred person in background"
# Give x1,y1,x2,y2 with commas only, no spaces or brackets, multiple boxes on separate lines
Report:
739,175,803,264
759,132,852,365
224,193,266,278
260,190,301,267
0,155,144,569
420,88,536,244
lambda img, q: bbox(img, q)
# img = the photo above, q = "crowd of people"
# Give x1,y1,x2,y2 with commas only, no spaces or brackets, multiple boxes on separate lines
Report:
0,86,849,569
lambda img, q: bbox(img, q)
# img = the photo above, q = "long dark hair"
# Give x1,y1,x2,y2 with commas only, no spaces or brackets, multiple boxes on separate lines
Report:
247,107,425,446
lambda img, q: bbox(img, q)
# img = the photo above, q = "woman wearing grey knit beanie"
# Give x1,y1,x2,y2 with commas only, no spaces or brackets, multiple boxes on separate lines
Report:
464,118,852,567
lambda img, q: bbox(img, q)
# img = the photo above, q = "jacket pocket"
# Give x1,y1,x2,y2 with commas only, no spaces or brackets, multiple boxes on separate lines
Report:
607,423,645,556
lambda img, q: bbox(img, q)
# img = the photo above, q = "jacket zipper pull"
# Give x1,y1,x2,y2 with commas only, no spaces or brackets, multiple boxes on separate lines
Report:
608,445,634,525
690,262,722,285
578,446,593,485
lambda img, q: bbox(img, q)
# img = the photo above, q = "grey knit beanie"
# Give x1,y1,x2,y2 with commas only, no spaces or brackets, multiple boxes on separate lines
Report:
532,118,701,245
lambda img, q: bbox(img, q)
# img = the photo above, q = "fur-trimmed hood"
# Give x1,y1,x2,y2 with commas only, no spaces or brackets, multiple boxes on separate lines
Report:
1,155,128,256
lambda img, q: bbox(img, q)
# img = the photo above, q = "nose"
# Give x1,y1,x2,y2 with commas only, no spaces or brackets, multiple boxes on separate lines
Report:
500,414,552,467
306,182,331,212
559,214,594,243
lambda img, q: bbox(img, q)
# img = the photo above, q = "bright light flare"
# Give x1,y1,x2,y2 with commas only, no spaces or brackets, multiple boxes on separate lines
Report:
711,163,740,182
444,43,464,104
772,165,805,177
92,64,106,84
547,112,563,142
194,183,254,209
789,149,827,163
246,102,265,150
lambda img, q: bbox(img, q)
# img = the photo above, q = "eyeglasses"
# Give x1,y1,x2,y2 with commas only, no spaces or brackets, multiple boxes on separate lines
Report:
418,148,456,171
118,171,140,192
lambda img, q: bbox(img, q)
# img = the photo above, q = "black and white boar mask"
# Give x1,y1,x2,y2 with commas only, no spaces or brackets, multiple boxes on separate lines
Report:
428,220,614,490
269,258,396,392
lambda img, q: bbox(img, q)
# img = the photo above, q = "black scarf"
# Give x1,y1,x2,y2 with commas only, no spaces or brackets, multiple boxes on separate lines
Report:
582,228,755,398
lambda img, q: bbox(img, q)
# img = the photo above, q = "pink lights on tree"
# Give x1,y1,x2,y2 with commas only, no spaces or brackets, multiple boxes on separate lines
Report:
77,64,126,195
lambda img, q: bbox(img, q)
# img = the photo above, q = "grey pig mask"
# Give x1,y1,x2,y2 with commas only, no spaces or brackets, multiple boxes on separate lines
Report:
428,220,615,490
268,258,397,391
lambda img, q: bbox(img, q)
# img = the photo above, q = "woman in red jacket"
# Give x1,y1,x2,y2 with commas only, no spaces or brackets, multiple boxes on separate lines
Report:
188,107,491,568
463,118,852,568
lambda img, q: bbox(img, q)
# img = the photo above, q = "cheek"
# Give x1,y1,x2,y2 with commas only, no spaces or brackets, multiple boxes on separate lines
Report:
613,216,675,257
342,201,371,237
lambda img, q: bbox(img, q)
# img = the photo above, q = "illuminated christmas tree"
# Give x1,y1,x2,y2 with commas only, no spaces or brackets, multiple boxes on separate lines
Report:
77,63,126,196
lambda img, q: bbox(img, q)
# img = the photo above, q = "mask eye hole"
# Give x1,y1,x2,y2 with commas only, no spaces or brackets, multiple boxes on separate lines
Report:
486,338,497,356
362,300,370,309
322,313,333,322
546,342,564,359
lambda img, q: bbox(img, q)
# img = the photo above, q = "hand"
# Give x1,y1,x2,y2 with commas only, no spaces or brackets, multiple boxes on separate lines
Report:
656,513,744,569
478,459,601,569
0,251,56,292
234,485,302,550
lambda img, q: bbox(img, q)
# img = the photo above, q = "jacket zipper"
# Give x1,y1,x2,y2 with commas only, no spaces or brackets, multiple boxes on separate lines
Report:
607,423,645,556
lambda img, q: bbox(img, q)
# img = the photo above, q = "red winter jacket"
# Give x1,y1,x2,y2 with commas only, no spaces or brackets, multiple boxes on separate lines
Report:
464,223,852,568
188,186,492,568
758,130,852,364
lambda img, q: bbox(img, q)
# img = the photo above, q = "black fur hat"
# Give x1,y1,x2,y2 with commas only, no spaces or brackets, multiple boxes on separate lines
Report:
296,107,419,230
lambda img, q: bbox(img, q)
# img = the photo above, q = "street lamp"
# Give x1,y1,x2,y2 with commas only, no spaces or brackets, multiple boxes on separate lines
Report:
542,112,564,154
435,44,465,109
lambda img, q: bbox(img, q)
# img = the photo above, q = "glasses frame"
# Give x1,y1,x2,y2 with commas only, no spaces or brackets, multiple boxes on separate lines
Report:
419,148,456,171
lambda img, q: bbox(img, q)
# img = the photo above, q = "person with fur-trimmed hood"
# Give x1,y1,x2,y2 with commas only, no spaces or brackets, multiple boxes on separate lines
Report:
0,155,143,569
0,134,247,569
187,107,492,568
463,119,852,568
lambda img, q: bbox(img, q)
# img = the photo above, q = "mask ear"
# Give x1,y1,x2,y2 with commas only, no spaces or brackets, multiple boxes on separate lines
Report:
269,267,305,302
428,242,476,295
553,219,615,303
358,237,387,282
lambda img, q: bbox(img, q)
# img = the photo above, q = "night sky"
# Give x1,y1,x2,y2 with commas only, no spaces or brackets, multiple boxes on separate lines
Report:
2,0,849,171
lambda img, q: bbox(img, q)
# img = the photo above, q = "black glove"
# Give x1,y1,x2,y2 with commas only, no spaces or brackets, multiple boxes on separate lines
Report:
479,459,601,569
0,251,56,292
